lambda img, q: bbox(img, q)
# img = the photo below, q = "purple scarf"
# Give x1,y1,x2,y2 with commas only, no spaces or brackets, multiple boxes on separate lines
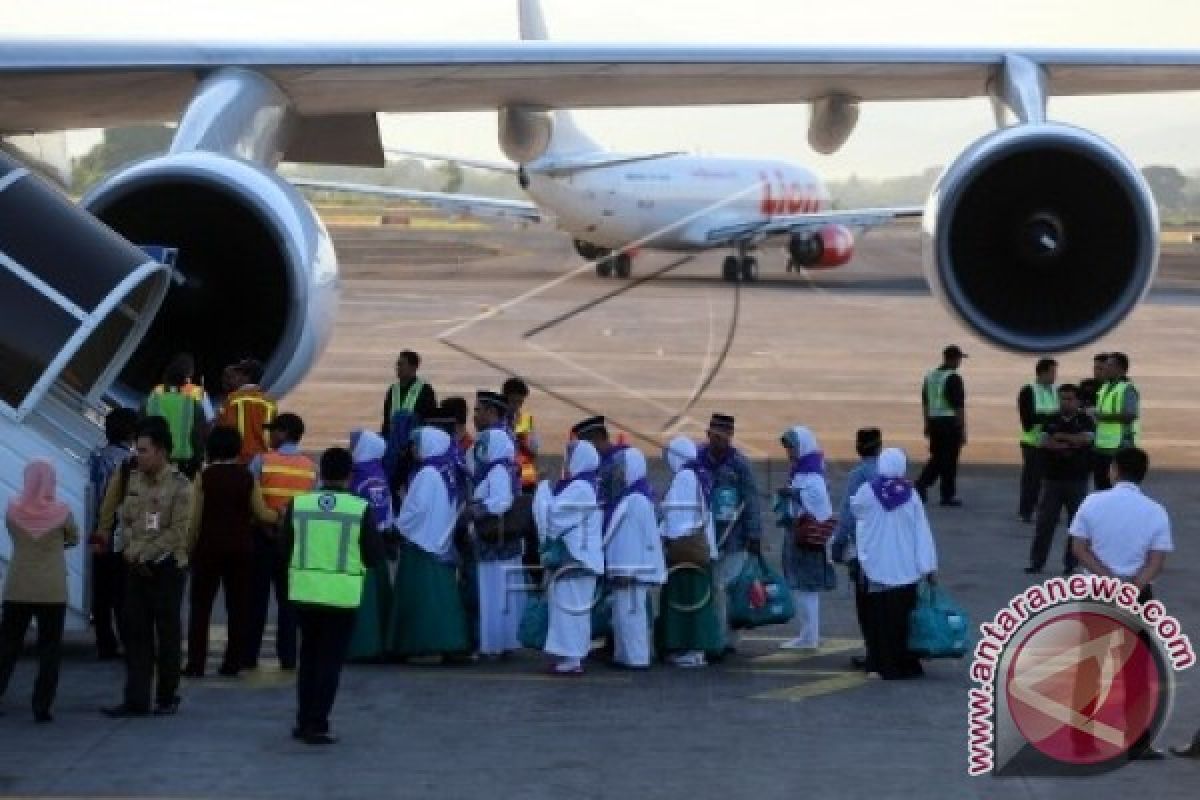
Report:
554,469,598,496
478,457,520,495
351,459,392,529
420,451,461,507
790,450,826,480
870,475,913,511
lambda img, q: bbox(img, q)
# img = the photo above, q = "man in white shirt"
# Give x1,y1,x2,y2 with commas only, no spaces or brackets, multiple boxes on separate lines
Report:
1069,448,1172,600
1069,447,1172,761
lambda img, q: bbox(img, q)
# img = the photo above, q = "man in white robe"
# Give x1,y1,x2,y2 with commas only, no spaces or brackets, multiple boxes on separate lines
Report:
604,448,665,668
535,441,603,675
468,428,526,657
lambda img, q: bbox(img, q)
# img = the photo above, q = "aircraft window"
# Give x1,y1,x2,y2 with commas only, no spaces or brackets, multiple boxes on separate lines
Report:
0,269,77,410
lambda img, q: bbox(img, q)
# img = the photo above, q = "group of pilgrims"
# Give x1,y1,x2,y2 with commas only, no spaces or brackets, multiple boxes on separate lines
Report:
370,392,939,677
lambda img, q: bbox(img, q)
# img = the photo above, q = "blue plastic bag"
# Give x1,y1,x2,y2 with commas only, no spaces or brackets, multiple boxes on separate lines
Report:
519,594,550,650
727,554,795,629
907,582,970,659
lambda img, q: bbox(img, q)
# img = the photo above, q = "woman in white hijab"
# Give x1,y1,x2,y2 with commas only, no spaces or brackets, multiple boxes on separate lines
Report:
778,426,836,651
656,437,723,668
849,448,938,679
388,427,472,661
469,427,526,658
535,440,603,675
604,447,665,668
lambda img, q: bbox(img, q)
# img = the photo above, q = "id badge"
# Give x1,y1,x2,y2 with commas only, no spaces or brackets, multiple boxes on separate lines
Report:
145,512,160,532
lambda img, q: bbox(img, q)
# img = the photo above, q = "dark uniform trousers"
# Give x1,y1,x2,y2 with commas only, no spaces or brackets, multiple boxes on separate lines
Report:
295,604,356,734
0,602,66,715
1030,479,1087,572
916,419,962,502
123,560,185,710
1018,443,1044,518
246,530,297,669
92,551,127,656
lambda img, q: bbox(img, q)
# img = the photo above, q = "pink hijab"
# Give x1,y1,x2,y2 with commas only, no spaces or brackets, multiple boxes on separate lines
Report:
6,460,70,538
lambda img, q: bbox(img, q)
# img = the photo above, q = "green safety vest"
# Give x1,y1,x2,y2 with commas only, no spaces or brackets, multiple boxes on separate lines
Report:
389,378,426,415
288,492,369,609
1095,380,1140,451
924,368,957,418
145,389,196,462
1021,382,1060,446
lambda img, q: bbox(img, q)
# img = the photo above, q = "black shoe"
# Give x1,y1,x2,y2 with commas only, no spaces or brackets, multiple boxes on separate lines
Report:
303,731,338,746
940,498,963,507
850,656,869,670
292,726,307,741
1019,515,1033,524
153,697,181,716
1023,566,1043,575
101,704,150,718
34,710,53,723
1133,747,1166,761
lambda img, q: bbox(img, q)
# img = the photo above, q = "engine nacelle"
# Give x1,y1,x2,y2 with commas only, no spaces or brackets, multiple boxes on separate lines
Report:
499,105,554,165
788,225,855,269
923,123,1157,353
808,94,860,155
83,151,337,400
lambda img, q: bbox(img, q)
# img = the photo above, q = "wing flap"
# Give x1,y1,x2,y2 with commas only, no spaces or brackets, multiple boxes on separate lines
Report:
706,206,923,244
291,178,542,222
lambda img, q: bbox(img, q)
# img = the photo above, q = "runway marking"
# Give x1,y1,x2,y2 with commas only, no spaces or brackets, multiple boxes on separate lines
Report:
747,638,863,664
753,671,868,702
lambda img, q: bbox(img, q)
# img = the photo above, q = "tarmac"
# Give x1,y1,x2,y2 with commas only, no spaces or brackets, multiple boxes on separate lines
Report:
0,222,1198,799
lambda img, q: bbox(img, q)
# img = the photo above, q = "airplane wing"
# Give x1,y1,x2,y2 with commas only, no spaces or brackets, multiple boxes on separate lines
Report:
8,43,1200,135
386,149,518,175
388,147,686,176
292,178,543,223
704,207,924,245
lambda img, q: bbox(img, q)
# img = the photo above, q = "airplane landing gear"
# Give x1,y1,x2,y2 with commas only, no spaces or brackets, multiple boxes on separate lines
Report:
595,252,632,278
722,250,759,283
595,259,613,278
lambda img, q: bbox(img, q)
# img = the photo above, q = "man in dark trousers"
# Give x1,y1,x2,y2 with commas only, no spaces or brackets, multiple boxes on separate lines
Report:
284,448,385,745
915,345,967,507
1016,358,1059,523
1025,384,1093,575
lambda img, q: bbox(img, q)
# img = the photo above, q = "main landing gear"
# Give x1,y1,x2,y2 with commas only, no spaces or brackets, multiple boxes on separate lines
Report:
721,250,759,283
595,252,632,279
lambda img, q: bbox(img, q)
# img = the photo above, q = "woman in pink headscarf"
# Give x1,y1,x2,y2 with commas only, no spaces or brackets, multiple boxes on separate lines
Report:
0,460,79,722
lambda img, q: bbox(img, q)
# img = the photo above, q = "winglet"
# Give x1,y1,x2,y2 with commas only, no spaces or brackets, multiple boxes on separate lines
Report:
519,0,549,41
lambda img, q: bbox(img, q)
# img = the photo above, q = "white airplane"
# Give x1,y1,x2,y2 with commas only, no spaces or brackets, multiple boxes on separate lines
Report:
0,0,1192,626
299,0,922,283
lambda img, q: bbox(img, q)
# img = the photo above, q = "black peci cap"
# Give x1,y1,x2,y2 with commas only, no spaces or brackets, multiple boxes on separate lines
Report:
708,413,735,434
476,390,509,414
571,416,607,438
943,345,968,360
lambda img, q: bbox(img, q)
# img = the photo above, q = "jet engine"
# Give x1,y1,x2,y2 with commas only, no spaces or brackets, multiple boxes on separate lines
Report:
83,151,338,400
923,123,1157,353
788,225,855,269
499,105,554,165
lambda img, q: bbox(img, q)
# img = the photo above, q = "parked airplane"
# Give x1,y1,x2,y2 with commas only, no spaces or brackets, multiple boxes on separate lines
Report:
0,0,1190,624
299,0,922,283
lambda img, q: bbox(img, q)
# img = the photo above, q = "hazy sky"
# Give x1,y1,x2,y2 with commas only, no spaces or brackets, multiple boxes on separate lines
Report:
6,0,1200,178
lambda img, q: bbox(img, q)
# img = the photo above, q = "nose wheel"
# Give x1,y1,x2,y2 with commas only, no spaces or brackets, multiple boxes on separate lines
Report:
595,252,633,279
722,254,759,283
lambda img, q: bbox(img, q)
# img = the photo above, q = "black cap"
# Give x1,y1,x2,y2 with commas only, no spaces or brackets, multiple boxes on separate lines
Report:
943,345,967,360
476,390,508,414
708,413,735,434
571,416,607,438
855,427,882,451
426,417,457,436
265,412,305,440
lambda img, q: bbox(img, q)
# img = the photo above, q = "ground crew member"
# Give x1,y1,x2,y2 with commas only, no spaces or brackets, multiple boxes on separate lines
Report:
381,350,438,439
144,356,207,478
1092,351,1140,490
503,377,539,494
1026,384,1094,575
1016,358,1059,523
216,359,277,464
98,422,193,718
284,447,385,745
1079,352,1109,411
245,413,317,671
915,345,967,507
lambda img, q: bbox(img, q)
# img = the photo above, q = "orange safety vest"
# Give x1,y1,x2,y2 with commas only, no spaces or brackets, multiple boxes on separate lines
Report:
218,388,277,464
259,451,318,514
514,411,538,489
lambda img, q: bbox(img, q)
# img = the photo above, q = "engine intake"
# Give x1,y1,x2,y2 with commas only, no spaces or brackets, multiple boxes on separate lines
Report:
83,151,337,401
923,123,1157,353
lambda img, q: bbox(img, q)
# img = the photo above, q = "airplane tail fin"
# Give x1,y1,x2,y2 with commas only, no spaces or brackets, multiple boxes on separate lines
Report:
516,0,601,158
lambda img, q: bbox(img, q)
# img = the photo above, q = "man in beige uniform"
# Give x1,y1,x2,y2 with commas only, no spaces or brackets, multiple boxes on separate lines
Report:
97,422,193,717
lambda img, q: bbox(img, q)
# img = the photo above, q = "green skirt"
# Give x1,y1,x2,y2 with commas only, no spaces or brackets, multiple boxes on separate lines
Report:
387,543,471,657
655,566,725,656
348,563,394,662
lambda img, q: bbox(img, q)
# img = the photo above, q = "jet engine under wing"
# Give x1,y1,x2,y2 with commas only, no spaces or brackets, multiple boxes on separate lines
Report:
10,44,1200,134
293,179,543,223
705,207,923,246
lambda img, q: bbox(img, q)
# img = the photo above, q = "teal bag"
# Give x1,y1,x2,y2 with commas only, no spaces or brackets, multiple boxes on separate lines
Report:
907,582,970,659
711,485,740,523
540,537,571,571
727,554,795,629
519,594,550,650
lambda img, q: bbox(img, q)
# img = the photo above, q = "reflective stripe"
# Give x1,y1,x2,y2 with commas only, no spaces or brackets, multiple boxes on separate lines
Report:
390,378,426,414
1096,381,1139,450
262,466,318,479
